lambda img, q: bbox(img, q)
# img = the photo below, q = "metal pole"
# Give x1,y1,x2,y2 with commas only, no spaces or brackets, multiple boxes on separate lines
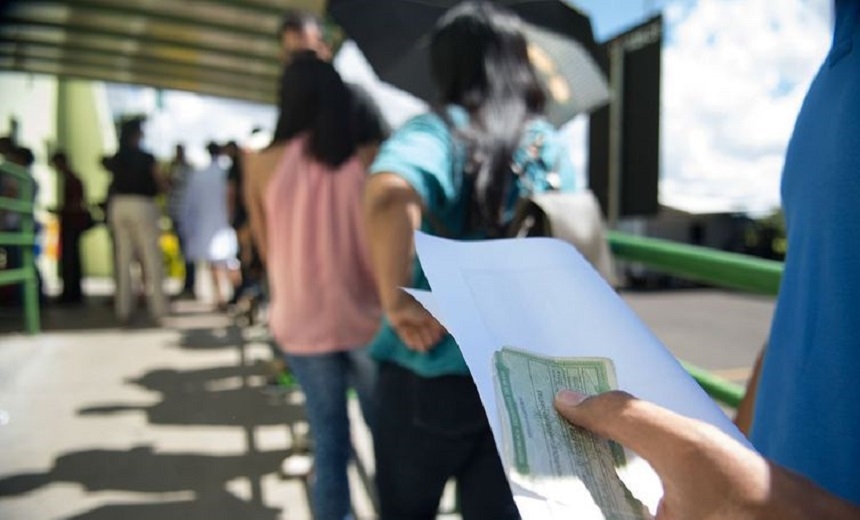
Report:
607,42,625,229
20,178,40,334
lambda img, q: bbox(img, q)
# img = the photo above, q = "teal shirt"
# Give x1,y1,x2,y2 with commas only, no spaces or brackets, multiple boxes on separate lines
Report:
369,106,576,377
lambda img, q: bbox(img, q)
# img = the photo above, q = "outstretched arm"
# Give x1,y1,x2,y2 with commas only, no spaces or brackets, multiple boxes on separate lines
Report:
363,172,445,352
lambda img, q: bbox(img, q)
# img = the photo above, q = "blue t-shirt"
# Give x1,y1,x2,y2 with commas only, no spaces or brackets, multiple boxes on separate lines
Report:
368,106,576,377
751,0,860,505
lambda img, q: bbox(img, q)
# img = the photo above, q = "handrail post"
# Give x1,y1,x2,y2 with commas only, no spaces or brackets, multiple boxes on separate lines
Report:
607,231,785,409
19,165,39,334
1,161,41,334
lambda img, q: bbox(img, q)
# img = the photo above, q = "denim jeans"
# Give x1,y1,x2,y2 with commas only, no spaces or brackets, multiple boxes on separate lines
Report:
375,362,520,519
283,347,377,520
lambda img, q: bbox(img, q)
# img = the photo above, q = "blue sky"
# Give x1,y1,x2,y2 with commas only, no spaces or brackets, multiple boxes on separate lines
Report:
574,0,677,40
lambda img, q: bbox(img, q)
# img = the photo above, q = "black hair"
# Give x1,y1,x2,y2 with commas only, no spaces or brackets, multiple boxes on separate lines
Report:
118,118,144,152
431,1,546,235
51,151,68,165
279,9,321,38
271,53,357,168
206,141,221,157
13,146,35,167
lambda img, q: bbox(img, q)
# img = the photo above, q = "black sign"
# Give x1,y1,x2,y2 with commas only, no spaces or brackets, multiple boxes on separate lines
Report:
588,15,662,218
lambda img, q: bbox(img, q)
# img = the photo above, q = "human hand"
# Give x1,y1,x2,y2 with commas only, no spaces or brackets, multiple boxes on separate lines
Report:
553,390,860,519
385,291,446,353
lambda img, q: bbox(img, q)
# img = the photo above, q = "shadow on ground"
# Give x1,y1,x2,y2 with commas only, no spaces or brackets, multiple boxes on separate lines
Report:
79,363,307,427
0,447,286,520
176,326,247,351
0,298,122,334
0,313,310,519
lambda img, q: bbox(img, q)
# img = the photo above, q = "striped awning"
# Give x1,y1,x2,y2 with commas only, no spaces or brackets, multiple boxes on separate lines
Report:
0,0,326,103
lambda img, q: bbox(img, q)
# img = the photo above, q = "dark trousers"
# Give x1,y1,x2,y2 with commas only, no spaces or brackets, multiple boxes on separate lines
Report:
175,226,195,294
60,227,83,302
183,259,196,293
374,362,520,520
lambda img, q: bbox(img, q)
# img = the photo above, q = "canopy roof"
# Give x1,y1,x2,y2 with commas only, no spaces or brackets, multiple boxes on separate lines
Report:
0,0,326,103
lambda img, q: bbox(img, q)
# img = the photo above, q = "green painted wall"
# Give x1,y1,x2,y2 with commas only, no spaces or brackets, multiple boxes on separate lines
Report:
55,79,117,277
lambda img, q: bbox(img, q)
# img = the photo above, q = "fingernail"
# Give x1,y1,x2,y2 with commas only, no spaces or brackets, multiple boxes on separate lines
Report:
556,389,588,406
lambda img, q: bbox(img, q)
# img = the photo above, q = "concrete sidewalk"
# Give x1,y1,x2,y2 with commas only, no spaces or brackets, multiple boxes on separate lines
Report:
0,299,379,520
0,288,773,519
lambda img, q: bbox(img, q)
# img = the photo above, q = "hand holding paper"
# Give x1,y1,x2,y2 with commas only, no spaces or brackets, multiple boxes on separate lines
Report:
410,232,749,517
494,348,649,518
552,390,840,520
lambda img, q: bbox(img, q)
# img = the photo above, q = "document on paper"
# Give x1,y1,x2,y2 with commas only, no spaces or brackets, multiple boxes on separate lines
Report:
410,232,750,517
493,348,649,519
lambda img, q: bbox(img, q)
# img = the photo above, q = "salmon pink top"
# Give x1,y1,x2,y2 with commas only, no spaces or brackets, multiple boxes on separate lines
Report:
264,137,380,353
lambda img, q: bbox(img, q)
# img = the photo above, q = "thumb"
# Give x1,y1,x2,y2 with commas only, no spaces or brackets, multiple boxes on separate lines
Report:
554,389,695,477
554,390,639,442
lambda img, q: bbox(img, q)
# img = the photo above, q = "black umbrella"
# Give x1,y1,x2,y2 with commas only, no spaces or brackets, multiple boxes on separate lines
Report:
328,0,610,125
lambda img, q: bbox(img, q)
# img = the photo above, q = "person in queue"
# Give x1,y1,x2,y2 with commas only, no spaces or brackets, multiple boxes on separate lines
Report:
244,52,387,520
363,2,577,517
106,118,167,325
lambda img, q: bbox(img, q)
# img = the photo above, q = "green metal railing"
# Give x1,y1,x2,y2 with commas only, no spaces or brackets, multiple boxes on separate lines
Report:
608,231,784,408
0,161,40,333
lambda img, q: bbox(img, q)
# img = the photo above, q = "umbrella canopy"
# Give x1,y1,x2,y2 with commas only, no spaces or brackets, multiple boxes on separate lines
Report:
328,0,610,126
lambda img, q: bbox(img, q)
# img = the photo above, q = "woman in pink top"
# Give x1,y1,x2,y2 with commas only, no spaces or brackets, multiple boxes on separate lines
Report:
245,53,386,520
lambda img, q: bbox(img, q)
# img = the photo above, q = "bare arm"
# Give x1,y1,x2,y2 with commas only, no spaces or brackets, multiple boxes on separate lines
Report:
244,172,266,263
363,173,420,309
241,147,282,265
734,347,765,436
555,390,860,519
363,173,445,351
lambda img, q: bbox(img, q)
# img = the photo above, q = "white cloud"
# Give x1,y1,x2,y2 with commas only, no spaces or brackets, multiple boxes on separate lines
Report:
659,0,832,214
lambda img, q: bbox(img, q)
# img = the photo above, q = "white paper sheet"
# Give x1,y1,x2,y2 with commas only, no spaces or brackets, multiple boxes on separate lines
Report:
411,232,750,516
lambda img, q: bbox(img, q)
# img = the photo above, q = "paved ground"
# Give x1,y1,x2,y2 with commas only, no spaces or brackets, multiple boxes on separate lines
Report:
624,288,774,385
0,287,774,520
0,298,379,520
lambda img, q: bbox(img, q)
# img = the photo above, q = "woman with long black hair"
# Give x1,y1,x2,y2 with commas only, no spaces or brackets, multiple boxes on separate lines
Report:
363,2,577,517
244,52,387,520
